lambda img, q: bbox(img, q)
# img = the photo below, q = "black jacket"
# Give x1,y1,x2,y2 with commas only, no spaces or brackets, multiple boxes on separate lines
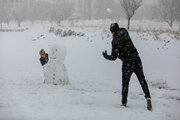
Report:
106,28,139,61
40,53,49,66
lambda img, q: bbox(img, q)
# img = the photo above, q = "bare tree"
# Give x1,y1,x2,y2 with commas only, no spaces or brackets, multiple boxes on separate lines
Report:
158,0,180,28
0,1,13,28
4,12,11,27
51,2,73,25
0,0,6,28
83,0,93,20
120,0,142,29
11,6,28,27
0,7,4,28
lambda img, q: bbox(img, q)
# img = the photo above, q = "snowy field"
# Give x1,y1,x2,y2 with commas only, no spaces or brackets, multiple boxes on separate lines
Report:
0,21,180,120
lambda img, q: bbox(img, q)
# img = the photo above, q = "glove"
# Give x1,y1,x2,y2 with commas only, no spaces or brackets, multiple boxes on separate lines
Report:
102,50,107,58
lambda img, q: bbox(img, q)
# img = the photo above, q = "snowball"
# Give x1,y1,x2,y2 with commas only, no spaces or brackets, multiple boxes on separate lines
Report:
106,8,112,13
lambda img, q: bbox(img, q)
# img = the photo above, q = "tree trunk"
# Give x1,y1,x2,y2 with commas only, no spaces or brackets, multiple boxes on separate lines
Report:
18,21,21,27
7,21,9,27
57,20,61,26
88,0,92,20
170,20,173,28
127,18,130,30
0,23,2,28
168,20,173,28
31,20,34,25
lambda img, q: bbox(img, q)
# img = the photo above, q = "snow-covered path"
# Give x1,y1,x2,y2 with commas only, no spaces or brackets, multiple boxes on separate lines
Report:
0,25,180,120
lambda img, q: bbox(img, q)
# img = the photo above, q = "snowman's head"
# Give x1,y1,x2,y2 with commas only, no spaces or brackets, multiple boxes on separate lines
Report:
49,44,66,63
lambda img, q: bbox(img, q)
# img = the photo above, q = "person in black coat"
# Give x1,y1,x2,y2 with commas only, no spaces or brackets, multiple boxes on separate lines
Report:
102,23,152,110
39,49,49,66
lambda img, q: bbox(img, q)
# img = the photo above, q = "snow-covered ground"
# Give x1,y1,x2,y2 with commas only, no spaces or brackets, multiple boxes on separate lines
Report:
0,21,180,120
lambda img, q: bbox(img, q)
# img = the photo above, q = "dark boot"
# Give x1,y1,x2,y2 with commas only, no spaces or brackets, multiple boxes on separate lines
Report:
147,98,152,111
121,103,127,107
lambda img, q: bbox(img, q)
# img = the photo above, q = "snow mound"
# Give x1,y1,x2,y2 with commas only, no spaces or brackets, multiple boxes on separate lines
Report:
49,27,84,37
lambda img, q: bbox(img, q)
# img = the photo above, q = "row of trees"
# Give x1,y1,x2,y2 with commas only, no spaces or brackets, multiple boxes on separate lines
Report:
0,0,73,27
0,0,180,29
120,0,180,29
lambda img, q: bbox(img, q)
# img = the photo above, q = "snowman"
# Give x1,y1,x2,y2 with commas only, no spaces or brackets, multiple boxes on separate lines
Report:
43,44,69,85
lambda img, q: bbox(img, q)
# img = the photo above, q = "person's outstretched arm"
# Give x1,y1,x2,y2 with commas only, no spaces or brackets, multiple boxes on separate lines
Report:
102,39,119,61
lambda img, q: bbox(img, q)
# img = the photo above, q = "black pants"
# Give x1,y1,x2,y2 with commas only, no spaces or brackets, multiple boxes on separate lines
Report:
121,56,151,104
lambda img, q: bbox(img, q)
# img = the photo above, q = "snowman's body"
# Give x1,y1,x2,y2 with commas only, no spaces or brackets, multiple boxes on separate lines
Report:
43,44,69,85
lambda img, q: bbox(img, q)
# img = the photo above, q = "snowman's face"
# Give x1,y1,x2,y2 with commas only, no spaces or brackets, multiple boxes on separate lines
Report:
49,44,66,62
51,47,59,57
